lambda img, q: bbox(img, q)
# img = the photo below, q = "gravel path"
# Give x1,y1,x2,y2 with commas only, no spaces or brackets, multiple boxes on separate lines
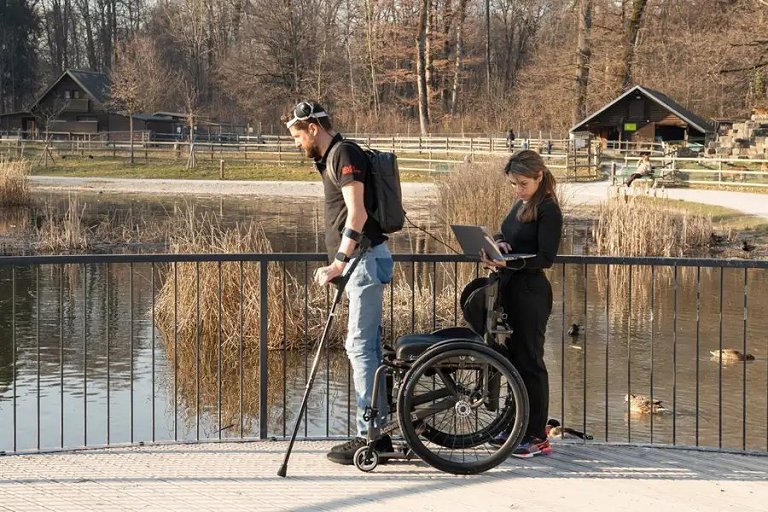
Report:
30,176,768,221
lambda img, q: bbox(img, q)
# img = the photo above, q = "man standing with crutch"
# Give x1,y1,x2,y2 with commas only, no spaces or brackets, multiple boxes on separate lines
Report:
278,101,393,473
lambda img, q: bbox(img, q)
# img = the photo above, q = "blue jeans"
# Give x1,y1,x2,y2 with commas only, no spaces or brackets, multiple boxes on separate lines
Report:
344,242,393,437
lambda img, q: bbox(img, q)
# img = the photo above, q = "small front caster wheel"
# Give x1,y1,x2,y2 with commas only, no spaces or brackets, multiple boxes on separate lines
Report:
354,446,379,472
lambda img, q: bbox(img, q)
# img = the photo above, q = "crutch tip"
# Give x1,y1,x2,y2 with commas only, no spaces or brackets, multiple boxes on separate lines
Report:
277,466,287,478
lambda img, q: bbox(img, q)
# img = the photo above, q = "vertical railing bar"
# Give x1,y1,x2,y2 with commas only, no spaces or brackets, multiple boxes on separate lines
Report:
282,262,288,437
106,263,111,445
217,261,223,440
718,267,723,449
195,261,201,441
672,265,678,446
582,263,587,443
83,263,88,447
36,265,41,452
173,262,179,441
695,266,701,447
389,263,395,344
741,267,747,452
431,261,437,330
453,262,458,326
605,264,610,442
560,263,565,429
304,263,309,437
411,262,416,331
239,261,244,438
151,262,156,443
649,265,655,445
259,260,269,439
59,264,64,449
627,264,632,443
130,262,134,444
12,266,16,453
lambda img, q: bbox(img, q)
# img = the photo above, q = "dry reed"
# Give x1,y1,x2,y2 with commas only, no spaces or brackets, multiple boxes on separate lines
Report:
0,157,31,207
594,195,712,257
34,193,89,251
152,211,482,427
592,195,712,328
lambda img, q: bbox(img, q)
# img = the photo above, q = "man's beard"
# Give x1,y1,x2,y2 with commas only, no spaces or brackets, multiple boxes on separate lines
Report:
306,143,322,160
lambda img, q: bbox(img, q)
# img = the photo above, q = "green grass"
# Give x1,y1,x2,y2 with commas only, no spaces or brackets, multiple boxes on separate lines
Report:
632,196,768,231
29,156,436,182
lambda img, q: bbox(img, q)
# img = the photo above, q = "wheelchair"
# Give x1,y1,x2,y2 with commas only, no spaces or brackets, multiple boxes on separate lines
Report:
353,273,530,475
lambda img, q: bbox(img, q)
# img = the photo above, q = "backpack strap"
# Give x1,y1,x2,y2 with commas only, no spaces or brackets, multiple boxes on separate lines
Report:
324,138,360,189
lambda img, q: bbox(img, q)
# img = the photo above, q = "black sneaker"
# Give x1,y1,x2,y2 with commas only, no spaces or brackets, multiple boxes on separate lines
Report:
326,435,393,465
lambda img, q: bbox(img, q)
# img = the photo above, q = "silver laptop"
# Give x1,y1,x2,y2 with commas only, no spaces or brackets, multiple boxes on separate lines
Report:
450,224,536,261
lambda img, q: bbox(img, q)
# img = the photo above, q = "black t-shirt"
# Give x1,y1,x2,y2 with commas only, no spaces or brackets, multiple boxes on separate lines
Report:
316,133,386,261
496,197,562,270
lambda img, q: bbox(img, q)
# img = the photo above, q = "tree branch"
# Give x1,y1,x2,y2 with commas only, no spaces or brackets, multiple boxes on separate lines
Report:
720,60,768,73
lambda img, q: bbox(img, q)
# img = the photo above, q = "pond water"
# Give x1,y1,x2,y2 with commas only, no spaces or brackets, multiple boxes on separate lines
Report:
0,192,766,453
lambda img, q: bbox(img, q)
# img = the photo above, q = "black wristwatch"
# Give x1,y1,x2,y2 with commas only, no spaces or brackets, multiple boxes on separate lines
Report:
335,251,350,263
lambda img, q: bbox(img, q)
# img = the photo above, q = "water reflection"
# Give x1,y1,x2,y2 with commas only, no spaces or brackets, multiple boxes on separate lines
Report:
0,192,766,454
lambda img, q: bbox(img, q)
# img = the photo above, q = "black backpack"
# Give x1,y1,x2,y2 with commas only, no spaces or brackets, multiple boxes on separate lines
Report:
326,139,406,234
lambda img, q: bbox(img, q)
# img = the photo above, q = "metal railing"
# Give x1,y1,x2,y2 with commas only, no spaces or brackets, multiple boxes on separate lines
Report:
0,252,767,455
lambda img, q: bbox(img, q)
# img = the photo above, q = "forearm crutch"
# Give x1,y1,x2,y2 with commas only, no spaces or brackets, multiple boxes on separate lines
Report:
277,238,371,477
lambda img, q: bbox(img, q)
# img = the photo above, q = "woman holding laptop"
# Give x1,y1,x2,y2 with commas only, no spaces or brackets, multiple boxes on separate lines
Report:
481,150,563,458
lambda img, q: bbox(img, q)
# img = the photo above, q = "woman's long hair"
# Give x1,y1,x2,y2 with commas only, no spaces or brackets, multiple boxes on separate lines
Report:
504,150,558,223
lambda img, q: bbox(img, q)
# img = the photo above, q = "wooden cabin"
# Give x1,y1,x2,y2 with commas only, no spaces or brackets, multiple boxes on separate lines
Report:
570,85,714,147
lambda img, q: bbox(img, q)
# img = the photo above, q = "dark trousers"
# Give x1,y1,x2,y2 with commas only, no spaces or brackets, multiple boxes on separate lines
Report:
625,172,649,186
500,271,553,440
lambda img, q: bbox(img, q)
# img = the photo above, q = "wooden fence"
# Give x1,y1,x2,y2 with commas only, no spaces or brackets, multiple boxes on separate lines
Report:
2,132,767,187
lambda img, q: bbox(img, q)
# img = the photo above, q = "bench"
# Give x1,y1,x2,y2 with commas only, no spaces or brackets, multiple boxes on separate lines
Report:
612,165,682,188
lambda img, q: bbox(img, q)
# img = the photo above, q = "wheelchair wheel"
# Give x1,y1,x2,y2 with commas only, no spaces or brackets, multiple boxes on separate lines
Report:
397,341,528,475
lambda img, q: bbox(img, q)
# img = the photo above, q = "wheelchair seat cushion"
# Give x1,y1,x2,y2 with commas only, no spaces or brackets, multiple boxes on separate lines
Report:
395,327,482,361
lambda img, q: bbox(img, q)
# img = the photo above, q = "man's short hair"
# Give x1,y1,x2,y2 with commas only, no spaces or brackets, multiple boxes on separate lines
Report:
282,100,333,131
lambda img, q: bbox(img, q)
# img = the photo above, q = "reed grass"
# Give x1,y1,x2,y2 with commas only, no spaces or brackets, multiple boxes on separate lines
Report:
34,193,89,251
435,157,512,232
594,195,712,257
151,210,483,426
592,195,713,329
0,157,31,207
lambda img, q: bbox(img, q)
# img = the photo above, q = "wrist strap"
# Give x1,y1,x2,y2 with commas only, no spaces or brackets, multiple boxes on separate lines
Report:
335,251,351,263
342,227,363,243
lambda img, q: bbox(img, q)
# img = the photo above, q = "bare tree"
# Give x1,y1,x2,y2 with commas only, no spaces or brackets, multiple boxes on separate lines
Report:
485,0,491,97
417,0,431,134
110,36,174,164
573,0,593,125
31,97,71,167
619,0,648,91
183,80,200,169
450,0,469,115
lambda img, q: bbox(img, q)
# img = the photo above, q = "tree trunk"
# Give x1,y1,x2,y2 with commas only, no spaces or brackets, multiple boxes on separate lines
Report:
573,0,593,125
364,0,379,115
345,0,356,113
417,0,430,135
484,0,491,97
450,0,469,115
129,113,134,164
425,0,433,111
619,0,648,92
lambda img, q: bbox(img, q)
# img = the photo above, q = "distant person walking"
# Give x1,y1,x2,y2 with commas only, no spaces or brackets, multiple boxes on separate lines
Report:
506,129,516,152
